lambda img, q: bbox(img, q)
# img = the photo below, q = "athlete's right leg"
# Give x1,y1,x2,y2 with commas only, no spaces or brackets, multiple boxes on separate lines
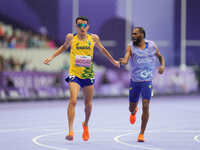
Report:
129,81,141,124
83,85,94,126
66,82,80,140
137,81,152,142
129,102,138,124
81,84,94,141
140,99,150,135
129,102,138,114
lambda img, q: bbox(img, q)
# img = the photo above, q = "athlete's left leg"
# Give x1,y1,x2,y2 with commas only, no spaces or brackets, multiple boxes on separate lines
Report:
82,85,94,141
140,99,150,135
138,81,152,142
129,81,141,124
65,82,80,141
83,85,94,125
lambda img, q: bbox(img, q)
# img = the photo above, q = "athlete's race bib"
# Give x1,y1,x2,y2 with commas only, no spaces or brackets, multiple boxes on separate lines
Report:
75,55,91,67
140,70,152,79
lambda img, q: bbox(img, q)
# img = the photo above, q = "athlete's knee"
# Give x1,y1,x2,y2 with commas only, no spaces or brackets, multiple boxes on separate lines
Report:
69,101,77,107
85,101,92,108
69,97,77,106
142,101,149,112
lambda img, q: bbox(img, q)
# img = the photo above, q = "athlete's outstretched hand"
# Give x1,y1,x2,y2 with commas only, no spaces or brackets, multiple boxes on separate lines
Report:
43,57,52,65
113,60,120,68
158,65,165,74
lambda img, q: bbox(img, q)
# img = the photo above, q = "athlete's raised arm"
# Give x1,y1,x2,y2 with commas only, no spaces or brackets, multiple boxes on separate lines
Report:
119,45,132,65
43,33,73,65
92,34,120,68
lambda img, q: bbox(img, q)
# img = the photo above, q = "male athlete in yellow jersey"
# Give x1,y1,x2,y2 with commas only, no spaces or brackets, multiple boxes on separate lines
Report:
43,16,120,141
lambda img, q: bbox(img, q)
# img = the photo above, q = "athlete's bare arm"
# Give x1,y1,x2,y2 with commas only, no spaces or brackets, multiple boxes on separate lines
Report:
119,45,132,65
92,34,120,68
156,48,165,74
43,33,73,65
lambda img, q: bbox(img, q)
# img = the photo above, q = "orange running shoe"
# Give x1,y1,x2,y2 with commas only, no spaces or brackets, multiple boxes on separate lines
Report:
130,107,138,124
82,122,89,141
65,131,74,141
137,134,144,142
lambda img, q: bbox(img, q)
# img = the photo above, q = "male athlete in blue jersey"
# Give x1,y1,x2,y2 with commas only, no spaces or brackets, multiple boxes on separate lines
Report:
119,27,165,142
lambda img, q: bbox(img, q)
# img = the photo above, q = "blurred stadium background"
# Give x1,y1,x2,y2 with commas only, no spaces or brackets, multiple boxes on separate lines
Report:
0,0,199,101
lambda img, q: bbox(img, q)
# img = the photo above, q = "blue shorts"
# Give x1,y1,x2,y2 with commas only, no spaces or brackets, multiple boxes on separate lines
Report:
129,80,152,103
65,76,95,88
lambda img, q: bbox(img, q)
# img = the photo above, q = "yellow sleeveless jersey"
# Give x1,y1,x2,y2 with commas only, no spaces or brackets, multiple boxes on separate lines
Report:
69,33,95,79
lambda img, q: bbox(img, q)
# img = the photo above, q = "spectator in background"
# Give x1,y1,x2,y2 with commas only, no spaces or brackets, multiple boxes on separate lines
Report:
101,71,110,85
8,31,17,49
0,23,4,36
99,70,113,95
0,55,5,72
1,32,9,48
7,56,17,71
31,34,40,48
53,74,61,87
20,59,30,71
26,31,34,48
39,34,48,48
47,39,56,49
0,21,57,49
4,76,16,97
0,55,4,90
18,31,27,49
0,23,4,47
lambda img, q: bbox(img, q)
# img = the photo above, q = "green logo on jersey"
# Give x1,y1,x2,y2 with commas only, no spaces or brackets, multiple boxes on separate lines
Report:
76,42,91,50
81,63,94,79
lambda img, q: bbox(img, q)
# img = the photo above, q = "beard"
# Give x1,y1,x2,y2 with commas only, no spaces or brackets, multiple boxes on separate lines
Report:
132,36,142,46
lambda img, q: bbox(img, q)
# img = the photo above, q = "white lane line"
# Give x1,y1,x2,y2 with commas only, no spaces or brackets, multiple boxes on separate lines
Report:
32,131,69,150
114,130,200,150
164,130,200,133
0,126,64,133
194,135,200,143
0,128,28,133
31,129,200,150
32,128,135,150
114,131,163,150
43,129,63,132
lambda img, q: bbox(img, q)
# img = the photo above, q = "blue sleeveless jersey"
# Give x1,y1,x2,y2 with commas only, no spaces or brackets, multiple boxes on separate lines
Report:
129,40,158,82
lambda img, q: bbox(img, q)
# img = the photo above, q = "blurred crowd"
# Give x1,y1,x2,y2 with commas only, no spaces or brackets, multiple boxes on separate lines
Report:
0,55,29,72
0,22,56,49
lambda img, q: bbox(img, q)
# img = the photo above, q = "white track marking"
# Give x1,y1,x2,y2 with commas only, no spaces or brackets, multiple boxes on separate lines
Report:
3,127,200,150
32,131,69,150
0,126,63,133
114,132,163,150
0,128,29,133
194,135,200,143
32,129,135,150
114,130,200,150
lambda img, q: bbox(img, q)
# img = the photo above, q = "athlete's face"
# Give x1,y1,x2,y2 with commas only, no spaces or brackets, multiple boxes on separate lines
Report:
132,28,143,46
76,19,89,36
